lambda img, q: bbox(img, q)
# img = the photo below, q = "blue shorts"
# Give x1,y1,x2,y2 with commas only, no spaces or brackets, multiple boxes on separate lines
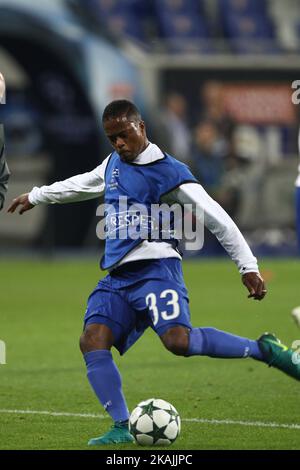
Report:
84,258,191,355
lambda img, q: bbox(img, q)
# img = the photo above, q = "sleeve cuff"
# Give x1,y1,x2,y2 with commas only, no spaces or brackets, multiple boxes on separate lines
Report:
239,263,259,275
28,187,40,206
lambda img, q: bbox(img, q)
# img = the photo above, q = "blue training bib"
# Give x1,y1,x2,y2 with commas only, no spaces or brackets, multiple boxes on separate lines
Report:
100,150,197,270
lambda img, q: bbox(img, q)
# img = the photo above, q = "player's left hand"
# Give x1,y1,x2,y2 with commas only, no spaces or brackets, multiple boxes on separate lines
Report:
242,272,267,301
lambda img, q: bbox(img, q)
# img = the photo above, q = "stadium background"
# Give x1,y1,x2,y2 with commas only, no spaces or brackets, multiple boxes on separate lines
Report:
0,0,299,255
1,0,300,451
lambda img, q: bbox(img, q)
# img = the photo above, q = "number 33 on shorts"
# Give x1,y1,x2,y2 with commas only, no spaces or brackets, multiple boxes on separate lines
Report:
145,289,188,327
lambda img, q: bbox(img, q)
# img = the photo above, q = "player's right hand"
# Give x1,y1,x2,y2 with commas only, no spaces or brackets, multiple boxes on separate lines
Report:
242,271,267,301
7,193,34,215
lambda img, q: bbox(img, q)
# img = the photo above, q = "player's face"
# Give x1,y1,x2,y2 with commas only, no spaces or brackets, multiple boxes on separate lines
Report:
103,115,147,162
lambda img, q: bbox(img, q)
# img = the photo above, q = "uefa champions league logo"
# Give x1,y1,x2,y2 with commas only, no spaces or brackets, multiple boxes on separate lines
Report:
108,168,120,190
0,340,6,364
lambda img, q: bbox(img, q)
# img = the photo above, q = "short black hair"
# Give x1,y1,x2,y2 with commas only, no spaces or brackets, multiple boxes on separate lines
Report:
102,100,141,122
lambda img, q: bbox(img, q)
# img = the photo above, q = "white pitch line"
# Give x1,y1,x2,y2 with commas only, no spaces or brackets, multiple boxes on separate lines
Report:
184,418,300,430
0,409,107,419
0,409,300,431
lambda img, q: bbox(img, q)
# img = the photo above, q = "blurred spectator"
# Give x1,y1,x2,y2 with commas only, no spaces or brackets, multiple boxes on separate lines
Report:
200,81,236,144
192,118,249,219
196,81,241,213
160,92,192,164
192,119,227,190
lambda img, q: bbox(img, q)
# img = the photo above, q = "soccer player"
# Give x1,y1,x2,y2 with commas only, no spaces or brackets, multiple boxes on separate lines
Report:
8,100,300,445
0,73,10,211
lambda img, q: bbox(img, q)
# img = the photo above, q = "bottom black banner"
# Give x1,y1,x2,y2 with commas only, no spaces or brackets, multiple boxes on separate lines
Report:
0,450,299,466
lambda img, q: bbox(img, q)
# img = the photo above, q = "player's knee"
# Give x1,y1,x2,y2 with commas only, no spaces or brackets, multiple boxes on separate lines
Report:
79,324,114,353
161,327,189,356
79,329,105,353
79,331,90,353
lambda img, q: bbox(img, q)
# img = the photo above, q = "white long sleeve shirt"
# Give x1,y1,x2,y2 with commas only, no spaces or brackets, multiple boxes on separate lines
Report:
29,143,259,274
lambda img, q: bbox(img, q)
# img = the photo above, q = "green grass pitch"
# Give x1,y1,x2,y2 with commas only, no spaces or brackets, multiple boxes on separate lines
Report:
0,258,299,450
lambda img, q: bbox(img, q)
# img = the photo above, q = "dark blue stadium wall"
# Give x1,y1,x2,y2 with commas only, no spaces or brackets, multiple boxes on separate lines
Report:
0,4,145,248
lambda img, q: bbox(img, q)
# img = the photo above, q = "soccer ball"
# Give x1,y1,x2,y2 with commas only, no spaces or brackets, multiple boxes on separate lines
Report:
129,398,181,446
